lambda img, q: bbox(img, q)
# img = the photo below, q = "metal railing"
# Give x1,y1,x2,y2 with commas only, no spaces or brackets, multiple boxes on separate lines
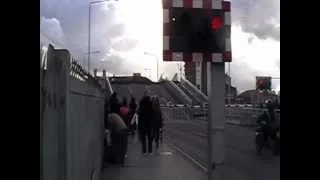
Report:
160,103,280,127
160,104,190,121
163,80,192,105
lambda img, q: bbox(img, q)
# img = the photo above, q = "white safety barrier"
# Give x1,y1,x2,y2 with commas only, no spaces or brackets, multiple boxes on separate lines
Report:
159,103,280,127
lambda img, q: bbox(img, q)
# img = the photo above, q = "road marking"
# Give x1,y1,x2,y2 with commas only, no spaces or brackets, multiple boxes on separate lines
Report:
190,132,207,137
167,140,208,173
165,128,207,137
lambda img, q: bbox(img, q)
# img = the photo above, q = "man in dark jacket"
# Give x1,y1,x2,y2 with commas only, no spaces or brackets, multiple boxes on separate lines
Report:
151,96,163,148
138,92,153,154
129,96,137,113
109,92,121,115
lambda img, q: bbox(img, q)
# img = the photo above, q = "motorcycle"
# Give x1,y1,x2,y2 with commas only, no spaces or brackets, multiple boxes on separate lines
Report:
255,121,280,155
272,128,280,156
255,121,267,154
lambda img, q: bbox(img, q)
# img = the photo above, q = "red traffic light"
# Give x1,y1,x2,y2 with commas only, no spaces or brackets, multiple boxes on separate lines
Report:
211,17,222,31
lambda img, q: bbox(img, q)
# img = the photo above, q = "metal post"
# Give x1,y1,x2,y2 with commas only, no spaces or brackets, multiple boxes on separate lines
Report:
88,4,91,73
208,63,225,180
228,62,231,104
144,52,159,81
157,57,159,81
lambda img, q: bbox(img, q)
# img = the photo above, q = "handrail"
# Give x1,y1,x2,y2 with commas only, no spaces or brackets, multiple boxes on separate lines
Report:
164,80,192,105
177,82,201,105
180,78,208,104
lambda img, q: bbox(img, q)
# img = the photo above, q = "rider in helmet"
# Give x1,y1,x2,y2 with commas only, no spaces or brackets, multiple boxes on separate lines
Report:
256,99,276,143
265,99,276,123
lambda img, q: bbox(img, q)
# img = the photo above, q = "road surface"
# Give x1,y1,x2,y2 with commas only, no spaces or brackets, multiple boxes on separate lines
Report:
164,120,280,180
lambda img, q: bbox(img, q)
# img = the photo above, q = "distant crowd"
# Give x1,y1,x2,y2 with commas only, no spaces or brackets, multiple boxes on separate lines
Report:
104,91,163,165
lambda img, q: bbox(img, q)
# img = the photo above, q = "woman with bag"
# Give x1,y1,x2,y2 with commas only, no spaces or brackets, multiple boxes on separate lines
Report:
128,96,138,135
129,112,138,136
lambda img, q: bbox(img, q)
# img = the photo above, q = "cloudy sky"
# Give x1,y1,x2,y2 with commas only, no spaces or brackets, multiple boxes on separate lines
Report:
40,0,280,93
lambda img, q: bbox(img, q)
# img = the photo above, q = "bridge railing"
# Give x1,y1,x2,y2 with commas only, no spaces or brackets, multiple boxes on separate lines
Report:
162,80,192,105
180,78,208,104
159,102,280,127
160,104,191,121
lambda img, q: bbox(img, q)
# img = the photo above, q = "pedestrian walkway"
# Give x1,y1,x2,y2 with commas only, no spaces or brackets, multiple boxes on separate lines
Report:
101,135,207,180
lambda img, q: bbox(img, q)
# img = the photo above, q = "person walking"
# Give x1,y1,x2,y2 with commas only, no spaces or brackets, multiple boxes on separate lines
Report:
119,98,130,158
138,91,153,155
151,96,163,148
109,92,121,115
120,98,130,127
107,96,128,165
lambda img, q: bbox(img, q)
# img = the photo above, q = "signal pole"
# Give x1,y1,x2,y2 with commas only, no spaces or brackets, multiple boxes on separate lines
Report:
208,63,226,180
228,62,231,104
162,1,231,179
208,1,230,180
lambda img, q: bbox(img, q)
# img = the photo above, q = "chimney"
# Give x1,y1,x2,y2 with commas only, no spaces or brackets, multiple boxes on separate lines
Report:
93,69,97,77
102,69,106,79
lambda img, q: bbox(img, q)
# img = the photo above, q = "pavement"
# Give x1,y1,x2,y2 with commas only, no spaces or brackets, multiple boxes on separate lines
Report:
100,133,207,180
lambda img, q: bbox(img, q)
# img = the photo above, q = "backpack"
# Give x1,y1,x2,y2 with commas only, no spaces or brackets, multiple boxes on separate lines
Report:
120,106,130,126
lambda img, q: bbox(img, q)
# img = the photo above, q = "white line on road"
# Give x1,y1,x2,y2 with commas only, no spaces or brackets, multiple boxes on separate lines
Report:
167,140,208,173
165,127,207,137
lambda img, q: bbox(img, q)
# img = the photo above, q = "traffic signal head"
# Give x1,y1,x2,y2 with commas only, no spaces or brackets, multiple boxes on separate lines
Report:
170,8,225,53
256,77,272,90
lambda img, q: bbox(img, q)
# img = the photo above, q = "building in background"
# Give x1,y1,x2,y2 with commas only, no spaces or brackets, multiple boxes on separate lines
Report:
184,62,237,104
236,89,279,106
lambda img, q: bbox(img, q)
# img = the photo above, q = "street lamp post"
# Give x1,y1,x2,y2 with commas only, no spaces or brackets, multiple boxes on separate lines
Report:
82,50,101,70
88,0,112,73
88,4,91,73
144,52,159,81
144,68,152,79
228,62,231,104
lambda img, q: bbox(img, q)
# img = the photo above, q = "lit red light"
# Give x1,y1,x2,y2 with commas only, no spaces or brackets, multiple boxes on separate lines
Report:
211,17,221,31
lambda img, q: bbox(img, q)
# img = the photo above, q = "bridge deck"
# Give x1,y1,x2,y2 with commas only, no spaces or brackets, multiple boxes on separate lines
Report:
101,135,207,180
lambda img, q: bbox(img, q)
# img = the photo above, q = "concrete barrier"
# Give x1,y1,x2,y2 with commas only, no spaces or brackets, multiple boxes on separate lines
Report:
41,44,104,180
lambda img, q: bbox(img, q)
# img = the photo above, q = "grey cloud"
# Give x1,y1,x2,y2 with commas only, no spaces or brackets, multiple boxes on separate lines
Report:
242,24,280,41
40,17,65,46
229,62,256,93
247,36,254,44
105,24,125,38
40,0,136,71
41,0,280,91
231,0,280,41
88,54,143,76
229,59,280,93
228,0,280,92
112,38,138,52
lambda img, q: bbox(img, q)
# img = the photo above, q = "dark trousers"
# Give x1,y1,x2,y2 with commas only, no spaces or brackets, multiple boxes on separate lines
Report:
110,129,128,164
140,130,153,153
153,128,160,148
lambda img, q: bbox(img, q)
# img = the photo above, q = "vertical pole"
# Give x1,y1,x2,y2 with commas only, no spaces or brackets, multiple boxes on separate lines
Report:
208,62,225,180
228,62,231,104
88,4,91,73
206,62,211,96
65,52,71,180
40,48,44,180
157,57,159,81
